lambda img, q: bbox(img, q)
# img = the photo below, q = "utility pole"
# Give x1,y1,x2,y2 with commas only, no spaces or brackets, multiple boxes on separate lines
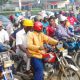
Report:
46,0,47,10
19,0,22,10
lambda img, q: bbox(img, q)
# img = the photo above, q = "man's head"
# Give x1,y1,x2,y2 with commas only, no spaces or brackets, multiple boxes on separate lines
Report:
23,19,33,33
43,17,48,22
34,21,43,32
49,17,56,26
69,11,74,17
14,21,19,28
59,15,67,27
0,21,3,31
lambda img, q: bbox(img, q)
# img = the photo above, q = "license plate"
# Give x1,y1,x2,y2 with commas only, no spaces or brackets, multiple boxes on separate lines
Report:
4,60,14,68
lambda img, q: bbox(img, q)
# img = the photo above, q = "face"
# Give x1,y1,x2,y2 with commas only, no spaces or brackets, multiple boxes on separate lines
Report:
50,19,55,26
63,20,67,27
44,18,48,22
0,21,3,30
23,26,32,33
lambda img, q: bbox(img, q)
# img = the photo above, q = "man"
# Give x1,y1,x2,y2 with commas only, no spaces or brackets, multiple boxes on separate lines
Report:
42,17,49,34
0,21,9,44
46,17,57,37
57,15,72,40
67,12,77,25
27,21,58,80
16,19,33,70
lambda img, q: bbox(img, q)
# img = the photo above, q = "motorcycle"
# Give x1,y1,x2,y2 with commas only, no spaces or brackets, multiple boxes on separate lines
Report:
43,42,80,80
0,43,19,80
0,50,16,80
74,35,80,68
13,42,80,80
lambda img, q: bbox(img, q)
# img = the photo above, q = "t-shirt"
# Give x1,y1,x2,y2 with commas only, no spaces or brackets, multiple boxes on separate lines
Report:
42,22,49,28
67,16,77,25
0,29,9,44
42,22,49,34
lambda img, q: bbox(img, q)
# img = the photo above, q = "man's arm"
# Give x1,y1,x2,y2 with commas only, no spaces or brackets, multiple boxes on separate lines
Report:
42,33,58,45
18,45,26,53
57,27,70,38
4,31,9,44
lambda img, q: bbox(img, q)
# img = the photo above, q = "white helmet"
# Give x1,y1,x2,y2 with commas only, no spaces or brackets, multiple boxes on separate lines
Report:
59,15,67,21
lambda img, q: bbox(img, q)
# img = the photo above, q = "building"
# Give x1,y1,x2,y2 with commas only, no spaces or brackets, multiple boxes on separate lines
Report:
12,0,35,10
42,0,70,9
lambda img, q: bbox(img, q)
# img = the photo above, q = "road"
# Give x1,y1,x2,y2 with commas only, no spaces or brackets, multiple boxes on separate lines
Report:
14,70,80,80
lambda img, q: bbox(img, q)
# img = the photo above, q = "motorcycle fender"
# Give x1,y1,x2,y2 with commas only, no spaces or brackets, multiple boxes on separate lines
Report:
65,55,72,59
69,64,79,71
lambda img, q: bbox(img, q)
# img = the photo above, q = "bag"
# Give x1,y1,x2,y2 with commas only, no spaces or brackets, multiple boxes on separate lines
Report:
0,43,8,52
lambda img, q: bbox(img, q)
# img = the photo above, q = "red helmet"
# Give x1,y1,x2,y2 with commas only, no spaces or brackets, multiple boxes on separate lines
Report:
34,21,43,32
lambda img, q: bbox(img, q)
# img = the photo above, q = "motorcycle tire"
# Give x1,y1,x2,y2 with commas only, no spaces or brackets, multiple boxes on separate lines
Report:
58,67,80,80
64,57,76,66
76,52,80,68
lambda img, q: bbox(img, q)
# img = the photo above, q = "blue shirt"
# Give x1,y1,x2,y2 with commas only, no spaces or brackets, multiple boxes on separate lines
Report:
57,25,69,38
42,22,49,34
42,22,49,28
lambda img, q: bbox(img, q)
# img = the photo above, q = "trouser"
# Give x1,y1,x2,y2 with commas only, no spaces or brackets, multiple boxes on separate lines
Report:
31,58,44,80
16,48,31,70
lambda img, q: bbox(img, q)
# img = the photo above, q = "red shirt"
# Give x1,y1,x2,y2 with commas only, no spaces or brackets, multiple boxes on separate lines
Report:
67,16,77,25
46,26,56,37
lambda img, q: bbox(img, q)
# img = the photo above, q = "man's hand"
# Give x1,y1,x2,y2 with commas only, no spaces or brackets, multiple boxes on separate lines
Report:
39,46,44,50
26,50,31,58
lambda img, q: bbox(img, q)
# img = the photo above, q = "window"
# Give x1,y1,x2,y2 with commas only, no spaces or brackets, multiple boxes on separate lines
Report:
51,5,53,9
54,5,57,9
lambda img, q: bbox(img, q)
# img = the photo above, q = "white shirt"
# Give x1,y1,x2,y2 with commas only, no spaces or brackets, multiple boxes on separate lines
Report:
0,29,9,44
16,29,26,46
16,29,31,70
6,22,14,35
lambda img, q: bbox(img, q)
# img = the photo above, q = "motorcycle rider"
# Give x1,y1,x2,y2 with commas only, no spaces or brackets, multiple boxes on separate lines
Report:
27,21,58,80
16,19,33,71
0,21,9,44
56,15,73,40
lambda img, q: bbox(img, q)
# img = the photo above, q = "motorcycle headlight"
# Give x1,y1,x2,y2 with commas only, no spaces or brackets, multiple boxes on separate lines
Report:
4,60,14,68
62,49,68,56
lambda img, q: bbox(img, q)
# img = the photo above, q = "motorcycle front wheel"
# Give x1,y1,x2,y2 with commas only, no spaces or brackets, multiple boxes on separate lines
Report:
76,52,80,68
59,68,80,80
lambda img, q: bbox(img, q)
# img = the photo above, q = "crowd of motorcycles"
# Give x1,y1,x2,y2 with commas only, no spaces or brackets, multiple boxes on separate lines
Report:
0,25,80,80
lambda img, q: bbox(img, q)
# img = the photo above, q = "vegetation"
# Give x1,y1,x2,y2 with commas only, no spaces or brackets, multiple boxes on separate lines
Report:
0,0,8,5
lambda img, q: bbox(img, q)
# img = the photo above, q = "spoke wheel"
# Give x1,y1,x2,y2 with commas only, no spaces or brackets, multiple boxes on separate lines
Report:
76,53,80,68
59,68,80,80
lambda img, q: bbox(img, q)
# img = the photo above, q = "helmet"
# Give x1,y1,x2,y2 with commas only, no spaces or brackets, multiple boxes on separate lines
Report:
34,21,43,31
23,19,33,27
9,15,14,21
59,15,67,21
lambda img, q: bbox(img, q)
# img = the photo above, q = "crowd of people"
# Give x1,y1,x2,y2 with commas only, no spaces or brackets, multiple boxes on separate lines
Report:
0,10,80,80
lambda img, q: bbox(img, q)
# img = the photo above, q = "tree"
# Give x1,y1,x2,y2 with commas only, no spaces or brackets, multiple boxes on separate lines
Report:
0,0,8,5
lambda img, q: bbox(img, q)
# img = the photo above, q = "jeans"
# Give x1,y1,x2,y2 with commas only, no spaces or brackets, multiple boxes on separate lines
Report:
31,58,44,80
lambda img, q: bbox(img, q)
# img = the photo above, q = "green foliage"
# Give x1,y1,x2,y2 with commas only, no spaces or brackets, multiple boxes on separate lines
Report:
0,0,8,5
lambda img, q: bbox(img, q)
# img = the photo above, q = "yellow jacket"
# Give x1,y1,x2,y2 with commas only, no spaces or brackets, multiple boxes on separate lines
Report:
27,31,58,59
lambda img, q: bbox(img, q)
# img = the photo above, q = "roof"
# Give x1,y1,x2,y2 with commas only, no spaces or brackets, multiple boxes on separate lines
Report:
49,1,58,5
13,0,34,2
